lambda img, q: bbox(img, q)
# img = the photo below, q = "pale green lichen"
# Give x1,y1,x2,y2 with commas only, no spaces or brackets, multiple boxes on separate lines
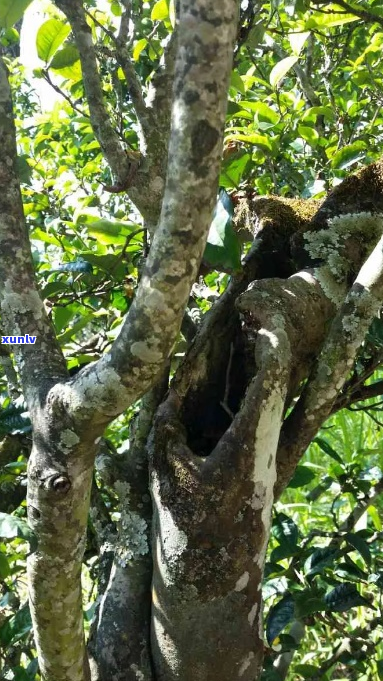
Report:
305,212,383,282
130,340,163,363
115,510,149,566
60,429,80,450
305,212,383,305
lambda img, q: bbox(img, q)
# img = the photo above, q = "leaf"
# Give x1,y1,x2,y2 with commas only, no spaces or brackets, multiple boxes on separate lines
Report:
288,465,316,488
0,603,32,646
331,141,367,170
220,152,250,189
298,124,319,147
203,189,241,271
0,0,33,28
58,314,95,344
133,38,147,61
16,155,33,185
294,664,323,679
240,101,280,124
378,659,383,681
0,552,10,579
266,594,295,645
313,437,343,464
230,70,246,95
225,132,272,152
49,44,80,70
86,219,131,245
0,514,37,551
334,559,367,582
289,31,310,56
272,513,299,549
324,582,374,612
306,7,358,29
345,533,371,566
49,44,82,80
151,0,169,21
54,306,75,334
36,18,71,63
304,547,339,577
367,505,382,531
294,591,326,617
110,0,122,16
270,56,298,88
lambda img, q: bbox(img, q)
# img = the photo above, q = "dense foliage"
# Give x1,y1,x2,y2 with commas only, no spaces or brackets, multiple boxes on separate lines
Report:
1,0,383,679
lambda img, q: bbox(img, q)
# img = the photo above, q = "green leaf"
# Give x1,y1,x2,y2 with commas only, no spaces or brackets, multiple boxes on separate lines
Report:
294,664,324,679
220,152,250,189
335,559,367,582
294,591,326,617
230,70,246,95
240,101,280,124
273,513,299,549
266,594,295,645
110,0,122,16
377,659,383,681
298,124,319,147
331,141,367,170
324,582,373,612
203,189,241,271
345,532,371,566
0,0,33,28
0,603,32,646
367,505,382,531
0,514,37,551
270,56,298,88
16,155,33,185
151,0,169,21
54,306,75,334
86,219,131,245
226,132,272,152
313,437,343,464
304,547,339,577
133,38,147,61
58,314,95,343
36,18,71,63
306,7,358,29
0,552,10,579
289,31,310,56
288,465,316,488
49,44,82,80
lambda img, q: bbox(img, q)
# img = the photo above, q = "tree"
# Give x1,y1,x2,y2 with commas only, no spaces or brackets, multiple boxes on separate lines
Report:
1,1,383,680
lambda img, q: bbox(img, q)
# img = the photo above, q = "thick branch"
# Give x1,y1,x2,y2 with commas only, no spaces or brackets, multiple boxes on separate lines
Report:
54,0,239,433
0,58,68,407
277,232,383,497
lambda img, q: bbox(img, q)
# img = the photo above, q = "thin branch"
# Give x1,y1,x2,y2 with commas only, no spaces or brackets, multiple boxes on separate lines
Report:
54,0,135,188
42,70,87,116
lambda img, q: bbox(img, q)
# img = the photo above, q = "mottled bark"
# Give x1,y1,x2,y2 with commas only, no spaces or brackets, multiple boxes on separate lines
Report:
50,0,239,434
94,376,168,681
3,2,383,680
1,0,239,679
